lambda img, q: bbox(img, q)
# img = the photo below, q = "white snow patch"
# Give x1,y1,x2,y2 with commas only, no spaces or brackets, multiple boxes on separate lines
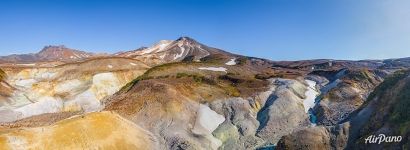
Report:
129,62,137,66
140,48,155,55
198,67,227,73
73,53,80,58
107,65,113,68
174,43,186,60
225,58,237,65
141,40,172,54
192,104,225,149
158,42,169,51
16,64,35,66
192,104,225,134
303,80,319,113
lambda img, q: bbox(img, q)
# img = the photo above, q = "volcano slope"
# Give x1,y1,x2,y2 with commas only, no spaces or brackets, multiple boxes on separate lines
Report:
116,37,237,66
103,56,276,149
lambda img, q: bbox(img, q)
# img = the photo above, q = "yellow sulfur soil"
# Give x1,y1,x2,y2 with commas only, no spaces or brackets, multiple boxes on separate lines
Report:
0,111,156,150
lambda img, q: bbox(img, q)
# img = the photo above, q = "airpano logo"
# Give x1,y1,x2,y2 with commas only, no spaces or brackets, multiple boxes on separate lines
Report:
365,134,402,144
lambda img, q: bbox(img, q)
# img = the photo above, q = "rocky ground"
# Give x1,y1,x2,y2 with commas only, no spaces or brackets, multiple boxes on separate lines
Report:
276,70,410,150
312,69,386,126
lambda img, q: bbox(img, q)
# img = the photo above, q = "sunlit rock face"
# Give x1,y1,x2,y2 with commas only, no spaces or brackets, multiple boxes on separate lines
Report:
0,58,149,122
209,78,322,149
0,111,159,150
254,78,314,145
276,123,350,150
313,69,385,126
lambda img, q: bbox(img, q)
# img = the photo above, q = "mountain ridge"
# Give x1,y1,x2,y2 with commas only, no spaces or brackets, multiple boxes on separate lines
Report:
0,45,94,63
1,37,409,66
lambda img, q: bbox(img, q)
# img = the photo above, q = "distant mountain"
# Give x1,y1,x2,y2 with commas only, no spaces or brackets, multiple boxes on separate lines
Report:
116,37,235,65
0,45,93,63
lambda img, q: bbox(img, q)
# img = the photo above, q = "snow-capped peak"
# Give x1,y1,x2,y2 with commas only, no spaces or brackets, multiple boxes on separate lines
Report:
140,40,173,55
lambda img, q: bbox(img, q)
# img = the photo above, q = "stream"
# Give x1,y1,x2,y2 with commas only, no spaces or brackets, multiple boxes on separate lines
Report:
303,79,320,126
306,68,348,125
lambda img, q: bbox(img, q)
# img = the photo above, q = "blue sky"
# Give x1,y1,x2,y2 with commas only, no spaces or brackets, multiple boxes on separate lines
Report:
0,0,409,60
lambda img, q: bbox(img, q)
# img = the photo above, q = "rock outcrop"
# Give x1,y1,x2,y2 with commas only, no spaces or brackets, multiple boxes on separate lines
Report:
276,123,350,150
0,58,149,122
314,69,385,126
277,70,410,149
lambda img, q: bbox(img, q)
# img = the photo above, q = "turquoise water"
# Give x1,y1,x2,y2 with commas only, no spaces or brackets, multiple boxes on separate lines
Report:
308,109,317,125
257,145,275,150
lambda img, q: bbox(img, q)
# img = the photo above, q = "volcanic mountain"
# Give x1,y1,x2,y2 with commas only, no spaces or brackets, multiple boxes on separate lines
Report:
0,45,94,63
116,37,236,66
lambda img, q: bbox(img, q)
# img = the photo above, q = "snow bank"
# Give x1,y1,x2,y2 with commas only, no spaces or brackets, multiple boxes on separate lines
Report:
16,64,35,66
107,65,113,68
303,80,319,113
192,104,225,150
225,58,236,65
198,67,227,73
141,40,172,54
192,104,225,134
174,43,186,60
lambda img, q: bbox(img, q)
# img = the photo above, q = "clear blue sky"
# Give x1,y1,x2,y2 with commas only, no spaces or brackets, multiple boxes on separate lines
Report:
0,0,409,60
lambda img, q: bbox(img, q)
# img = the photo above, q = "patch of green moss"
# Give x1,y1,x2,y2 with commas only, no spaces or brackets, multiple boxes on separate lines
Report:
120,62,187,91
356,69,410,147
367,70,409,101
390,79,410,125
254,74,284,80
236,57,248,65
199,54,227,63
344,69,373,83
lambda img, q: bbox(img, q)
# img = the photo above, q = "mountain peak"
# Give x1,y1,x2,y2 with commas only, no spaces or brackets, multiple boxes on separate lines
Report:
39,45,69,53
176,36,197,43
36,45,93,61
